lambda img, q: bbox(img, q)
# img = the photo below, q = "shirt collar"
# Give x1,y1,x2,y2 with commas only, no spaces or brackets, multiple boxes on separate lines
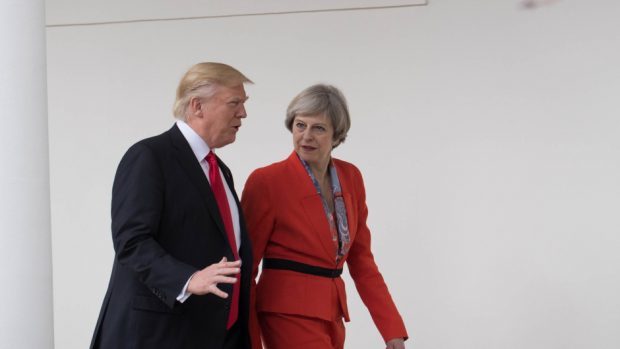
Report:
176,120,211,162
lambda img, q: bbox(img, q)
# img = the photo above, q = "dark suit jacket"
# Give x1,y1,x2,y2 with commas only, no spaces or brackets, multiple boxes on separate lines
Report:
90,124,253,349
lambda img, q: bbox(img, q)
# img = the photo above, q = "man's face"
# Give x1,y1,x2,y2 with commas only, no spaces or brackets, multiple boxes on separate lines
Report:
189,84,248,149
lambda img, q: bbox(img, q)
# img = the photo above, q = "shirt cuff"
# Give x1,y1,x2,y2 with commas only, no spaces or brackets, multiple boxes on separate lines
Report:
176,273,196,303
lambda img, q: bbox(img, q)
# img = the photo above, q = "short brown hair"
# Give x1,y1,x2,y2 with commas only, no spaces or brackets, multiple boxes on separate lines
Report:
285,84,351,148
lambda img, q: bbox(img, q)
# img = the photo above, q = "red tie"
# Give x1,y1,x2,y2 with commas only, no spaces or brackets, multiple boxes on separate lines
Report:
206,151,239,329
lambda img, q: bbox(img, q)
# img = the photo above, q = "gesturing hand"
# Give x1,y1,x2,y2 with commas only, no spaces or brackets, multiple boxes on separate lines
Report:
386,338,405,349
187,257,241,298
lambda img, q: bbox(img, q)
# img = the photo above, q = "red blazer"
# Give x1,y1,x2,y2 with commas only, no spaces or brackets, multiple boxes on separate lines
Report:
241,152,407,347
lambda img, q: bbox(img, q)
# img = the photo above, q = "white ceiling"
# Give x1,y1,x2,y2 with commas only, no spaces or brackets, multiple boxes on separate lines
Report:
46,0,426,26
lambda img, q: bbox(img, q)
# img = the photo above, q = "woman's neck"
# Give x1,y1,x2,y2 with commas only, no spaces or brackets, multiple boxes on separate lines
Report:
309,159,330,183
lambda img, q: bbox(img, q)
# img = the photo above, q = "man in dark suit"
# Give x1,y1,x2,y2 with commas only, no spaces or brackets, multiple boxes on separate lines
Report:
90,62,254,349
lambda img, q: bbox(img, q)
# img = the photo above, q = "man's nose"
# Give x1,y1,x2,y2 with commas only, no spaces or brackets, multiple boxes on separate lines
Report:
237,104,247,118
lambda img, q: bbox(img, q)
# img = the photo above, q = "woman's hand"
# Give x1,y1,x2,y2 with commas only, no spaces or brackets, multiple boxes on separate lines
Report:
386,337,405,349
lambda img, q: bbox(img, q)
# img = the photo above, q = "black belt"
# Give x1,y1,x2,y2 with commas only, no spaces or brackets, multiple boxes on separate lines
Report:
262,258,343,278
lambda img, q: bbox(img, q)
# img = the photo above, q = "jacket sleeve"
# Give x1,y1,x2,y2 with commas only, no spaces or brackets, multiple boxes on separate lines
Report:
111,143,196,308
241,169,276,349
345,167,409,343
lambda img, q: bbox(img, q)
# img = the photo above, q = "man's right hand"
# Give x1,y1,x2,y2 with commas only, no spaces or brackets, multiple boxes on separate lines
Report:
187,257,241,298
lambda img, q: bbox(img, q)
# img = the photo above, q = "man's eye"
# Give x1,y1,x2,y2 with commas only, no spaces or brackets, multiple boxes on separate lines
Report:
228,101,240,106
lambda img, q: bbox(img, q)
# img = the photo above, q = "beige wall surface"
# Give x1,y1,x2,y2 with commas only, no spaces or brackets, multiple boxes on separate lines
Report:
47,0,620,348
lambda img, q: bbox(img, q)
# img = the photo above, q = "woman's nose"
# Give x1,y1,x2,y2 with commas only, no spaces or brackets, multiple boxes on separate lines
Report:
301,129,313,140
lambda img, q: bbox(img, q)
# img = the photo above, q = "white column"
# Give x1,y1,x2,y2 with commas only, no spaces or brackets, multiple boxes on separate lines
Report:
0,0,54,348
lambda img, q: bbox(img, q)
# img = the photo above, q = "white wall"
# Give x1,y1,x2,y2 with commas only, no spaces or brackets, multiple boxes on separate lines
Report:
1,0,54,347
46,0,620,348
45,0,425,26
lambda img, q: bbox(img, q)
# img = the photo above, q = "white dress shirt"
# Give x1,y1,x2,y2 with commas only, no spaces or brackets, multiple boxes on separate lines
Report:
175,120,242,302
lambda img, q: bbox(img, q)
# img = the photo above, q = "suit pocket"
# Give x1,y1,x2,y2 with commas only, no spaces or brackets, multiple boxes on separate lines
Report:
132,295,182,314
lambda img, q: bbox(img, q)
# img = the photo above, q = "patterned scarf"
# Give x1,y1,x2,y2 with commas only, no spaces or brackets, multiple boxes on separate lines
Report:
299,155,351,261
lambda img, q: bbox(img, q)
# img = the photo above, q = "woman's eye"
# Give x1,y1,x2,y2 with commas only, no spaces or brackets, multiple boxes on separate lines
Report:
295,122,306,129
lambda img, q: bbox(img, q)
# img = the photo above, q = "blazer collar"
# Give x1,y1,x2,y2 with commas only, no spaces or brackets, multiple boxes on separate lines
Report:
285,151,321,198
168,124,230,241
286,151,356,263
175,120,211,162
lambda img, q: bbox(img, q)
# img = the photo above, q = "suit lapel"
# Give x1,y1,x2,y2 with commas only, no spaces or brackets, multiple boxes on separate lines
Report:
300,196,337,259
218,156,250,250
342,193,356,243
287,153,340,260
218,158,238,203
168,125,228,241
333,161,357,246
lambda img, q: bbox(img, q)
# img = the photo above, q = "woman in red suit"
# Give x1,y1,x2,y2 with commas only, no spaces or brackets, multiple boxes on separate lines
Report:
241,84,408,349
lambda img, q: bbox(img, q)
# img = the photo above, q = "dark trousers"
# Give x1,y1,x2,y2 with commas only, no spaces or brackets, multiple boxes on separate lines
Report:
223,321,241,349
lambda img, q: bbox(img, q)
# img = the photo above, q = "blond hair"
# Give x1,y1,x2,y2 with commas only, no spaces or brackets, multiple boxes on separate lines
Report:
173,62,253,120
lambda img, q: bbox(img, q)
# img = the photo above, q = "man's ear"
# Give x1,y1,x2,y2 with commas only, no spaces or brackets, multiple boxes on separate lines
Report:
189,97,202,116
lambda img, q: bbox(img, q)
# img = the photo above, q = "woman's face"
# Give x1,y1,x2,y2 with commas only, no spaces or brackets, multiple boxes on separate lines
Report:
292,113,335,171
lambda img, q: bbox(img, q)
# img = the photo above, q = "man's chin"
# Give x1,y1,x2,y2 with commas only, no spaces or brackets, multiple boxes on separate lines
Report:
218,137,236,148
